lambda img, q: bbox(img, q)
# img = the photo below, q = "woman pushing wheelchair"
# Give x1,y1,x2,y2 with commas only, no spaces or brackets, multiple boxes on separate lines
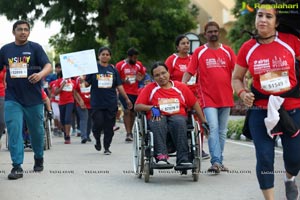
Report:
134,62,209,168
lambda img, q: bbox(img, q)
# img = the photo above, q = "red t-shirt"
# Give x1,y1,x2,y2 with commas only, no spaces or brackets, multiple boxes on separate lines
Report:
56,78,75,105
0,68,6,97
49,80,59,103
135,81,197,119
187,44,236,108
165,53,198,96
116,60,145,95
74,77,91,109
165,53,192,82
237,32,300,110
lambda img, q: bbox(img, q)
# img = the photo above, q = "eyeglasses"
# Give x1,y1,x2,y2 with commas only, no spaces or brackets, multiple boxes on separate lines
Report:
15,27,30,32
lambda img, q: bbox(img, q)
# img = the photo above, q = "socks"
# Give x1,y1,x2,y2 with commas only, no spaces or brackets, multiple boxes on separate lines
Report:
285,175,295,182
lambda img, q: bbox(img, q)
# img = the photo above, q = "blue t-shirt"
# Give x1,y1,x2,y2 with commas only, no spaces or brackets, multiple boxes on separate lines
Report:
86,64,122,111
0,41,50,106
45,73,57,83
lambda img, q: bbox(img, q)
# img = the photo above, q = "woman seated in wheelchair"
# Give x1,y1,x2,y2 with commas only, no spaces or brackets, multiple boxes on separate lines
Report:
135,62,209,169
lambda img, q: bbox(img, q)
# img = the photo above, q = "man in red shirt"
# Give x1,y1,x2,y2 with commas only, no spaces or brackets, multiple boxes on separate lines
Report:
116,48,145,141
182,21,236,173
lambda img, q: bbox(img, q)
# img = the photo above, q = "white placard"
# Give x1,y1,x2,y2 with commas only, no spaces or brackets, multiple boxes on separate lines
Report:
59,49,98,78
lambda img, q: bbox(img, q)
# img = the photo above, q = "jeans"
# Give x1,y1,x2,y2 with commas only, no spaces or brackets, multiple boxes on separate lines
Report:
76,106,88,140
148,115,189,164
249,108,300,190
204,107,231,165
5,101,44,167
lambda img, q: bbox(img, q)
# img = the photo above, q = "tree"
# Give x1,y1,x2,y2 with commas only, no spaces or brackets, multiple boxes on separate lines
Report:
227,0,256,54
0,0,198,65
228,0,299,54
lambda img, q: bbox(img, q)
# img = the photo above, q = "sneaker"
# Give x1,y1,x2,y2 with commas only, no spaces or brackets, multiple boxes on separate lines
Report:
71,129,77,136
125,133,133,142
208,163,221,174
156,154,171,165
202,150,210,160
94,140,101,151
220,164,229,172
104,149,112,155
87,137,92,142
285,179,299,200
8,166,23,180
57,130,63,137
81,138,87,144
113,126,120,131
64,136,71,144
33,158,44,172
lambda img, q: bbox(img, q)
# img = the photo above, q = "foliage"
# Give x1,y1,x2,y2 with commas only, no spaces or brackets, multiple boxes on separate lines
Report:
227,0,256,54
227,119,245,140
0,0,198,65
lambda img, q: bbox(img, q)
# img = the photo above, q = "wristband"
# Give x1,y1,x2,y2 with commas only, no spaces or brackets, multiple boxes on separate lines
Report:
237,89,246,97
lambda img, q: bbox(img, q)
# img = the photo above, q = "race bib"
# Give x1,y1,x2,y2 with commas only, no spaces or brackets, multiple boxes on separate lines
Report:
9,62,28,78
260,71,291,93
54,95,60,101
97,75,113,88
158,98,180,114
126,75,136,84
62,83,73,92
80,86,91,93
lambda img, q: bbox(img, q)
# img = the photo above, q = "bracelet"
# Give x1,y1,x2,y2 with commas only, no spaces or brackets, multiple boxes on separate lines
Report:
237,89,246,97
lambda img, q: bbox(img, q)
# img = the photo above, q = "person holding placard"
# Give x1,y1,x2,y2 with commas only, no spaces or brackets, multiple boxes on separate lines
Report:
85,47,132,155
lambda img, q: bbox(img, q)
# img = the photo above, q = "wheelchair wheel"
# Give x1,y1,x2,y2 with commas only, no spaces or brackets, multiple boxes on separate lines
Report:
44,118,51,150
5,132,9,150
133,119,144,178
192,120,202,182
143,161,150,183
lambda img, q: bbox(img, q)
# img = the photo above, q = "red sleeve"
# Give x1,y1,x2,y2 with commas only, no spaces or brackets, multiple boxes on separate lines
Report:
165,55,174,75
179,83,197,107
228,46,236,71
291,34,300,57
41,89,47,100
236,41,251,68
135,84,152,105
137,61,146,75
115,61,124,78
187,48,201,75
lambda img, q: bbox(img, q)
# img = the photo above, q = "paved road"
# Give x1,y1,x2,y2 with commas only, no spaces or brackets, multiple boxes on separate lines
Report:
0,121,296,200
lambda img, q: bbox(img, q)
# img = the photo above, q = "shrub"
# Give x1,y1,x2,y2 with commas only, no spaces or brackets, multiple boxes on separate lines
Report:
227,119,245,140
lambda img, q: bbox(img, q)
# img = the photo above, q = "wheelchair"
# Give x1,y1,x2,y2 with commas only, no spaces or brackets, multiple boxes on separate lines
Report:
43,109,53,150
132,111,202,182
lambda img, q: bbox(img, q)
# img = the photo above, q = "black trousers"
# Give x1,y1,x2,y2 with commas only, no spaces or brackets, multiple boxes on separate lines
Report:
92,108,117,150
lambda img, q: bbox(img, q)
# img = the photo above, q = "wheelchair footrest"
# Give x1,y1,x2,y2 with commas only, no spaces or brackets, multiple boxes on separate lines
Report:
151,163,174,169
174,164,196,171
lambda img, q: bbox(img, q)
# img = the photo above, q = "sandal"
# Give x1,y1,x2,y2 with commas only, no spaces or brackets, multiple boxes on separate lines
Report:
220,164,229,172
207,163,221,173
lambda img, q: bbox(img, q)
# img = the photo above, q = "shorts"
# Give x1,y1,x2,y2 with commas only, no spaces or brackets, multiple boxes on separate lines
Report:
119,94,137,111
